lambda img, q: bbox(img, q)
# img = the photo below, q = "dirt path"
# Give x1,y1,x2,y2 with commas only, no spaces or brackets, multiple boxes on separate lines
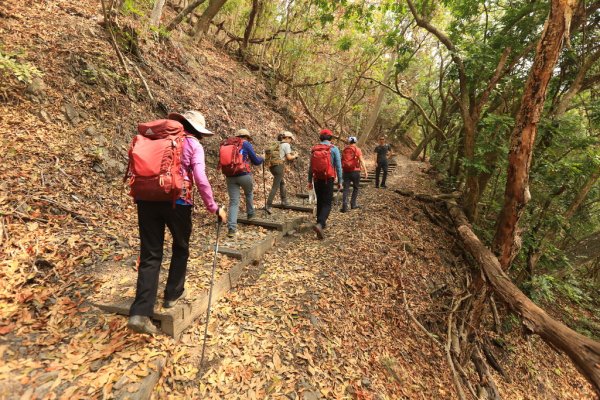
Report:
160,156,460,399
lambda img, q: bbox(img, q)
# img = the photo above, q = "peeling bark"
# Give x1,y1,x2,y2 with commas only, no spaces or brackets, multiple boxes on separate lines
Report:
493,0,579,269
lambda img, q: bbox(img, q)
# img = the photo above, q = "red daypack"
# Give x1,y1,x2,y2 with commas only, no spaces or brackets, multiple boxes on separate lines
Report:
311,144,336,180
342,146,360,172
125,119,191,204
219,137,249,177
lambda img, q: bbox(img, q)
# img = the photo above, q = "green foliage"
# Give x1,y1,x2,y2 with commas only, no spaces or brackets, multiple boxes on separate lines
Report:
121,0,152,17
0,48,42,83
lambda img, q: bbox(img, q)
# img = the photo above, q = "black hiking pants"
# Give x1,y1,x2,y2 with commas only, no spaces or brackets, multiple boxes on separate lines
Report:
130,201,192,317
342,171,361,210
375,161,388,187
314,178,334,229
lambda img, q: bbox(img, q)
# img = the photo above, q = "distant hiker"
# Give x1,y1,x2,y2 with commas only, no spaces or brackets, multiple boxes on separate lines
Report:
308,129,343,239
265,131,298,211
341,136,368,212
374,136,393,188
125,110,227,335
219,129,264,238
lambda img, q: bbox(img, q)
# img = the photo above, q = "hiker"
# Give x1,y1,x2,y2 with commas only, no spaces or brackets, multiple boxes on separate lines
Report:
219,129,264,238
308,129,343,239
126,110,227,335
265,131,298,211
341,136,368,212
374,136,393,188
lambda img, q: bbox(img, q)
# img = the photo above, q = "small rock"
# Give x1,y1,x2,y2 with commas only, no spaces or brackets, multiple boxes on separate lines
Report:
92,162,104,173
361,377,372,388
302,390,320,400
84,126,97,136
63,103,80,124
89,359,103,372
26,77,46,98
412,213,423,222
285,392,298,400
37,109,51,123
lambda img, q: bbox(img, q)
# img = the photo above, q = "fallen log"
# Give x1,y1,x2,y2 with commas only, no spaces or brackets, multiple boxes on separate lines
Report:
394,189,600,394
447,203,600,395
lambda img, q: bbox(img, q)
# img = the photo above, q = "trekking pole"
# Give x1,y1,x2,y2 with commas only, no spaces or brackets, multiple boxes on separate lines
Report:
199,210,222,369
261,163,272,215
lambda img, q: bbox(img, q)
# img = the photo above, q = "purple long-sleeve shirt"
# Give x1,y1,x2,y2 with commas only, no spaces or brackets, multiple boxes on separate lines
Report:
179,136,219,213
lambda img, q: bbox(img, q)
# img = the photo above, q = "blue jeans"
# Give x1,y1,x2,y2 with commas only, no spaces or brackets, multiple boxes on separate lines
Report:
226,174,254,231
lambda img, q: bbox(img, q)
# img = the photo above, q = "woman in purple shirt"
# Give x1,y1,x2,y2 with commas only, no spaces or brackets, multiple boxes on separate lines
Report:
128,110,227,335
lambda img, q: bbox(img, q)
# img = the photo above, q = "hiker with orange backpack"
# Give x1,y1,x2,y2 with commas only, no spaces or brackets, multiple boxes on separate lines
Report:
125,110,227,335
340,136,368,212
219,129,264,238
308,129,343,240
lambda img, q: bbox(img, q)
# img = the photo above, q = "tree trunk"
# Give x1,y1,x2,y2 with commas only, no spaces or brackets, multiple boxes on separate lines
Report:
165,0,207,32
461,118,479,221
528,165,600,270
553,48,600,117
150,0,167,26
448,204,600,395
193,0,228,42
493,0,578,269
357,55,395,147
241,0,259,57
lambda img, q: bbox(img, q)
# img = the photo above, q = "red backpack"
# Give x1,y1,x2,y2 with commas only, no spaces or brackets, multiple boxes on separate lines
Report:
311,144,336,180
342,146,360,173
219,137,249,177
125,119,191,204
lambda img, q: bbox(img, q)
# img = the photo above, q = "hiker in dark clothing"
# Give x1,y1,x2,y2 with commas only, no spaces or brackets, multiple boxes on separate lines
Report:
341,136,368,212
128,111,227,335
225,129,264,238
374,136,393,188
308,129,343,240
266,131,298,212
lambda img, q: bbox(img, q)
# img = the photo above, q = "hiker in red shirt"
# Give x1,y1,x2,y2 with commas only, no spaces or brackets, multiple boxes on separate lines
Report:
126,110,227,335
340,136,368,212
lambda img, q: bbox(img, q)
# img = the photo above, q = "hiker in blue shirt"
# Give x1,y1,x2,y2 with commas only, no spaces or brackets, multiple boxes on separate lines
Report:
225,129,264,238
307,129,342,239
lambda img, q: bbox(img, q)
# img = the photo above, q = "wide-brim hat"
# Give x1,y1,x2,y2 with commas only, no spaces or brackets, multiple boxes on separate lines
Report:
236,128,253,141
168,110,213,135
281,131,295,140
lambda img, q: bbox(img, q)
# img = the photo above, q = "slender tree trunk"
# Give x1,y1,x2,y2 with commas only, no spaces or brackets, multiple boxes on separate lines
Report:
357,55,395,147
528,165,600,270
241,0,259,57
493,0,578,269
150,0,167,26
193,0,228,42
165,0,207,32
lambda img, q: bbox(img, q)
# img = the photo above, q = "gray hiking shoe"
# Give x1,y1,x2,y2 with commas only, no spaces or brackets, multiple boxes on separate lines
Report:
227,229,237,238
313,223,324,240
163,289,187,309
127,315,159,335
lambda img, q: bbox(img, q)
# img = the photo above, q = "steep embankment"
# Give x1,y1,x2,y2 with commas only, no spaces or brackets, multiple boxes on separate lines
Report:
0,1,595,399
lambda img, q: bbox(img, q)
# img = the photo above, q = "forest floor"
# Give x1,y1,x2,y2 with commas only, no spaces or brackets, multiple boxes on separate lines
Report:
0,0,596,398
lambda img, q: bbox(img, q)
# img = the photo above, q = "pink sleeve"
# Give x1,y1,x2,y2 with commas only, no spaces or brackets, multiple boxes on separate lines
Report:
187,138,219,213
